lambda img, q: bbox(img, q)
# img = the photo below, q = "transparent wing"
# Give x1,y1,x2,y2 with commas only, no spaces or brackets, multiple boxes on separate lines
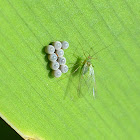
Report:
64,62,96,100
88,65,96,97
77,64,96,98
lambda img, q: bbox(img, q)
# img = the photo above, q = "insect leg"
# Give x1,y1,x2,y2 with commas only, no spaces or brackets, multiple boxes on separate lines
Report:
71,65,81,74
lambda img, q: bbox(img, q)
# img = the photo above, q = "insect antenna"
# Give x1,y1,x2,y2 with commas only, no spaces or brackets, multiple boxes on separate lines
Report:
90,31,123,58
90,41,115,58
78,40,88,58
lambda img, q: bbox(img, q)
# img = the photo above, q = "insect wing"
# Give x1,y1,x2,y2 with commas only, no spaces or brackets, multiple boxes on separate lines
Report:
77,64,96,97
82,62,88,75
88,65,96,97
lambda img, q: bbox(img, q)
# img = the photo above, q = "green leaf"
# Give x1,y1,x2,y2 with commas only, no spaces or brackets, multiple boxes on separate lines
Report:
0,0,139,140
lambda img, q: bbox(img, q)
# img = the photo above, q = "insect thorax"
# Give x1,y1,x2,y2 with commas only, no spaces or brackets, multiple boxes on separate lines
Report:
82,62,90,75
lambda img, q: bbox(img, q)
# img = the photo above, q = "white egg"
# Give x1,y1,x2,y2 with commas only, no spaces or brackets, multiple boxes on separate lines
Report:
60,65,68,73
53,69,62,78
58,57,66,65
56,49,64,57
48,53,57,62
53,41,62,50
61,41,69,49
45,45,55,54
50,61,59,70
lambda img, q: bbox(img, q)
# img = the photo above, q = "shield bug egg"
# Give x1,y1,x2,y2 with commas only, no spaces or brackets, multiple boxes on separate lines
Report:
48,53,58,62
56,49,64,57
53,69,62,78
60,65,68,73
45,45,55,54
58,57,66,65
61,41,69,49
53,41,62,50
50,61,60,70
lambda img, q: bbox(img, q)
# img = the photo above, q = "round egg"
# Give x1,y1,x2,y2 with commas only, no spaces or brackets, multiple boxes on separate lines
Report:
53,41,62,50
60,65,68,73
61,41,69,49
45,45,55,54
50,61,59,70
53,69,62,78
48,53,57,62
56,49,64,57
58,57,66,65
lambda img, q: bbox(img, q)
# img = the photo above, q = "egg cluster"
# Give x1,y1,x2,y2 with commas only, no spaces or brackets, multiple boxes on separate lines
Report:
45,41,69,78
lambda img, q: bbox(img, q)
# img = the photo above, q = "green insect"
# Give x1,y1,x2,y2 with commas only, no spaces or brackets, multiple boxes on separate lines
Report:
70,44,112,98
71,55,96,98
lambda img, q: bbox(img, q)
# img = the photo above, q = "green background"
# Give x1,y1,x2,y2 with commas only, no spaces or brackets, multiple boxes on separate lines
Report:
0,0,139,140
